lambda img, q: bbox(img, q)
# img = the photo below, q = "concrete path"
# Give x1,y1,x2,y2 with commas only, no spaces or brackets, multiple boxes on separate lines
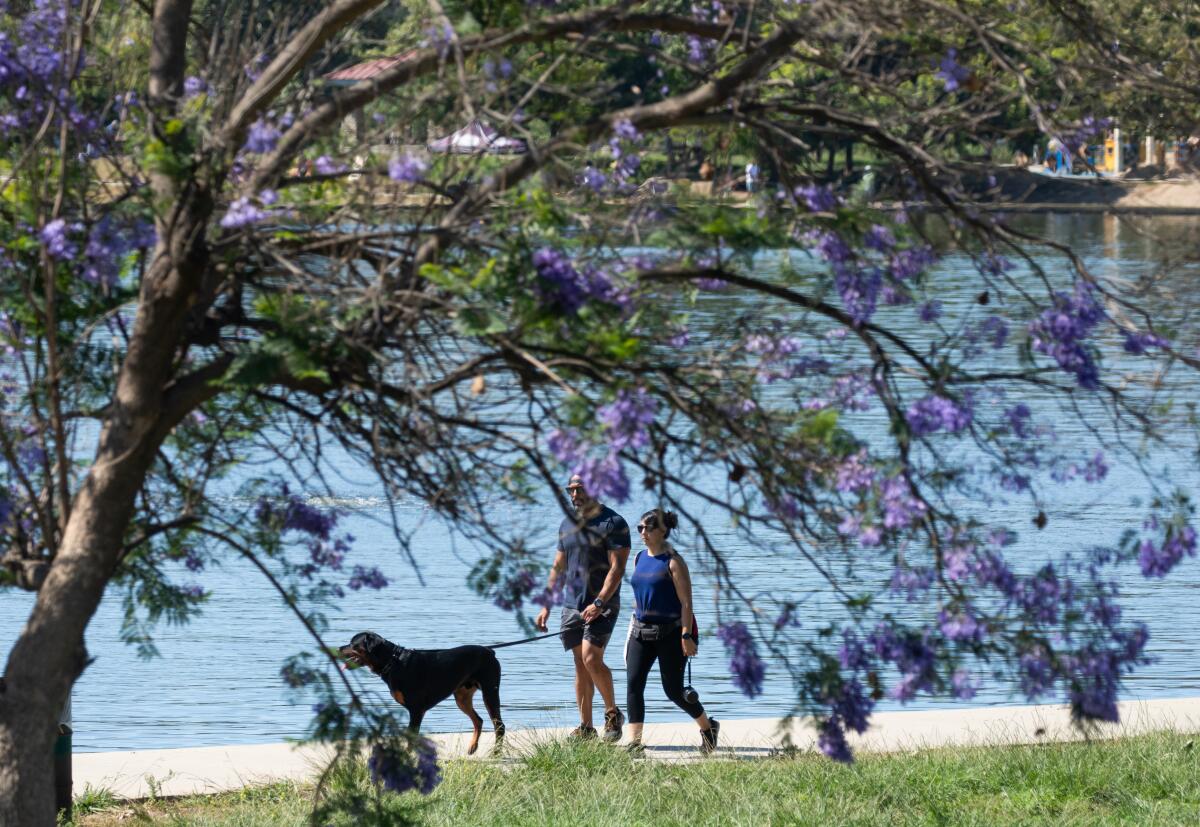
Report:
73,696,1200,800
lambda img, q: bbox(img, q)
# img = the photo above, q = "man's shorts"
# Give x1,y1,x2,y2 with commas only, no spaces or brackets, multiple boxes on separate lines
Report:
560,605,618,651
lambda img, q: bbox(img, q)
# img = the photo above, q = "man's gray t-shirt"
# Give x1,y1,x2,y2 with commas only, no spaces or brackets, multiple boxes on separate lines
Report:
558,506,631,611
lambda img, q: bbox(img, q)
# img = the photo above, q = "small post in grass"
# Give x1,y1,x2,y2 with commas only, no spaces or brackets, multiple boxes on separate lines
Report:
55,693,71,823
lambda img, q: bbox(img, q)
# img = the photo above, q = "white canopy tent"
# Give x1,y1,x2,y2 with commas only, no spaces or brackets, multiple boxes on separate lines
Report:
427,121,527,154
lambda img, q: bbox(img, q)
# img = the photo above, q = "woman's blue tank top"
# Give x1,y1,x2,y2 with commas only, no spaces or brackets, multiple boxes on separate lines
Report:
630,548,682,622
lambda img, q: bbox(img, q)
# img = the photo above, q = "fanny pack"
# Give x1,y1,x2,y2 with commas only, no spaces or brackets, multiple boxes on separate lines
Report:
630,617,681,642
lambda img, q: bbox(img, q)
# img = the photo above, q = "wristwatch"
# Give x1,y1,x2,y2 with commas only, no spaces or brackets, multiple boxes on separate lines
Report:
592,598,604,609
681,632,693,641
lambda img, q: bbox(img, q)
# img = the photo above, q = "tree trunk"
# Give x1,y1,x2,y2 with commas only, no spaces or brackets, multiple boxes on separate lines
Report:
0,214,210,821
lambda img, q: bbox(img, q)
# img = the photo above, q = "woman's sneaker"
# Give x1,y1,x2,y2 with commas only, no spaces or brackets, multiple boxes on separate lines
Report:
603,707,625,742
625,739,646,756
700,720,720,755
569,723,598,740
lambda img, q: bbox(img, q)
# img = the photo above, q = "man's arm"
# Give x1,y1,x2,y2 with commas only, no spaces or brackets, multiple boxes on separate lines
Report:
534,550,566,631
581,546,630,622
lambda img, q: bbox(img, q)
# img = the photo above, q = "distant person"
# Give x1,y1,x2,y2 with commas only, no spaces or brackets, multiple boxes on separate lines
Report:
623,508,719,755
745,161,759,193
699,160,714,181
534,475,630,741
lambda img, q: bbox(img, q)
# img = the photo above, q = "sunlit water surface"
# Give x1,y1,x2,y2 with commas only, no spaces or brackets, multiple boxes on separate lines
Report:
3,214,1200,751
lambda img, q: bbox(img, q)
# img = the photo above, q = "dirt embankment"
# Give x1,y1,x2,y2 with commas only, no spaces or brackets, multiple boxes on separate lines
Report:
959,166,1200,213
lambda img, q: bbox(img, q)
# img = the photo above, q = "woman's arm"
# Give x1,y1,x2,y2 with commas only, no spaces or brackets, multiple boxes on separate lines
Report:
668,553,698,656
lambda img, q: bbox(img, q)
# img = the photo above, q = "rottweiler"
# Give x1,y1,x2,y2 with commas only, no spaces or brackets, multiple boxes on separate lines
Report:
338,631,505,755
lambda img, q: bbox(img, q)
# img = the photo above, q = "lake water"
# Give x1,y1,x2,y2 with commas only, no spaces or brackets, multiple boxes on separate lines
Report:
4,213,1200,752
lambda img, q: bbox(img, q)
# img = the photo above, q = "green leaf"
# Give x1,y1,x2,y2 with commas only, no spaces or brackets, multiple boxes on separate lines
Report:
801,408,839,442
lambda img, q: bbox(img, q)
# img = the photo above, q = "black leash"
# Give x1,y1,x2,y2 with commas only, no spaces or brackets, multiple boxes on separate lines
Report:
486,630,561,649
486,608,613,650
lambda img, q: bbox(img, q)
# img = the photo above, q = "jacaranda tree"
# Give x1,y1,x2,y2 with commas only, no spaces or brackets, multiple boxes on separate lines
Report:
2,0,1198,821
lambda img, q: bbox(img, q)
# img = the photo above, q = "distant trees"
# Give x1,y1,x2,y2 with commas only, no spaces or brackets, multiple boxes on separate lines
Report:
2,0,1197,821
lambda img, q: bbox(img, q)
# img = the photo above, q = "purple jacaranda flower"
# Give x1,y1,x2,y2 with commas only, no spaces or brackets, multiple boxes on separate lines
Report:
243,117,281,153
1004,404,1032,438
547,428,585,467
597,388,657,452
1029,281,1104,389
834,451,875,493
183,548,205,572
388,153,427,183
879,476,927,530
80,217,132,287
256,492,339,540
943,540,974,582
935,48,970,92
839,629,869,671
905,394,973,436
575,453,630,503
818,718,852,763
864,224,895,252
41,219,79,260
889,245,937,281
831,678,874,735
532,248,625,315
744,334,803,360
1019,646,1055,700
951,669,979,699
795,184,838,212
183,76,207,99
767,494,801,521
16,439,45,471
492,568,540,611
717,621,766,698
613,119,640,142
870,624,937,701
1138,525,1197,578
348,565,389,590
220,196,270,228
979,315,1008,349
918,300,942,322
1012,564,1063,624
579,165,606,192
774,603,799,630
368,739,441,794
1123,330,1169,354
938,608,983,643
833,263,881,325
837,513,882,546
1083,451,1108,482
891,566,934,601
314,155,347,175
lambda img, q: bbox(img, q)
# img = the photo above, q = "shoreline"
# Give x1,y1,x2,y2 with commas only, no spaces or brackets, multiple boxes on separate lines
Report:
72,695,1200,800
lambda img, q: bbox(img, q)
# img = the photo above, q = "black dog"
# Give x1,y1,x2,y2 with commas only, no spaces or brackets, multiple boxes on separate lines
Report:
338,631,505,755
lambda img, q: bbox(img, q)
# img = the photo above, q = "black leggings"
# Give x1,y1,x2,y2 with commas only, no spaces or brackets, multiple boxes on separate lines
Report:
625,625,705,724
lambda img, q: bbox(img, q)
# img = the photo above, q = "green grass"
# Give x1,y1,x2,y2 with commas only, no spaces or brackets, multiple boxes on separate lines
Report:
72,731,1200,826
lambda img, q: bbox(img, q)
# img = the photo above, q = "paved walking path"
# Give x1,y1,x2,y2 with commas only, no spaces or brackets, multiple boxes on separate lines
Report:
73,696,1200,800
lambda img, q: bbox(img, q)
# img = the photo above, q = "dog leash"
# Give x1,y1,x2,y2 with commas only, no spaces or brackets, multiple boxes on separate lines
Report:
486,608,614,650
486,630,561,649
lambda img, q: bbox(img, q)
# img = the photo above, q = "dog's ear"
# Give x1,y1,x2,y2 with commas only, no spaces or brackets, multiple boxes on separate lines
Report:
352,632,383,654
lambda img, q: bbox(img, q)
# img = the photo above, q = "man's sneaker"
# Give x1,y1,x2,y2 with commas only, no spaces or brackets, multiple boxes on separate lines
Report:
700,719,720,755
569,723,597,741
603,707,625,742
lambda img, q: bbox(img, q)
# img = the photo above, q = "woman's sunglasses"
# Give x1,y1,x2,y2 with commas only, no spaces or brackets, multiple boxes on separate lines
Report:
637,519,659,533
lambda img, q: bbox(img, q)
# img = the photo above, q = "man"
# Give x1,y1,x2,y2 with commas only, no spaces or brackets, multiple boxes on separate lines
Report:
535,474,630,741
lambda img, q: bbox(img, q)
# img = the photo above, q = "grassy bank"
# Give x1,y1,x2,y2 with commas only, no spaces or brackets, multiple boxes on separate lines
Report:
72,731,1200,826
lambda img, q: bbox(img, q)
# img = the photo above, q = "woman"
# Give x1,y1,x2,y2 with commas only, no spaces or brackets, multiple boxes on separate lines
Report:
624,509,719,754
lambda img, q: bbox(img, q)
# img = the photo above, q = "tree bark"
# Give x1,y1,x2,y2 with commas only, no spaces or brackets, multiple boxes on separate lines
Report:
0,218,213,820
